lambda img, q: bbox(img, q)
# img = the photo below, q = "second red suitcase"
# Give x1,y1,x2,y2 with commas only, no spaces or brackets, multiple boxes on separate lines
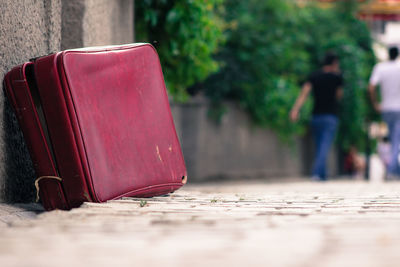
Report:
4,43,187,210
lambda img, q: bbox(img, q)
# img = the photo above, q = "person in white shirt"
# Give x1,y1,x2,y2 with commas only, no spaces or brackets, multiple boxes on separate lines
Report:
369,46,400,178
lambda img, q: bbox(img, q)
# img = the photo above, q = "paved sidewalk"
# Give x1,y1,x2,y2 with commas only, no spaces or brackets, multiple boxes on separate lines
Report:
1,180,400,267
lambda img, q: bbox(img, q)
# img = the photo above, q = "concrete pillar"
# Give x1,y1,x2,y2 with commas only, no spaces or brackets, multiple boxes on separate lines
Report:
0,0,62,202
61,0,134,49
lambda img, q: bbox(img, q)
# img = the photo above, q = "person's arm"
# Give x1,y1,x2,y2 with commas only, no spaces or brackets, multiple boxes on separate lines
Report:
290,82,312,122
368,83,381,113
336,73,344,101
368,64,381,113
336,87,343,100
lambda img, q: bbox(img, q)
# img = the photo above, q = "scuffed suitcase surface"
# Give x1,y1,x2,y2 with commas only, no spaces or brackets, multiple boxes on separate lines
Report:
60,45,186,202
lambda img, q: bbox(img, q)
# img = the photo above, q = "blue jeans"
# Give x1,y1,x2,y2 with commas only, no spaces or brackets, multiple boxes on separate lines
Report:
382,112,400,176
311,115,338,180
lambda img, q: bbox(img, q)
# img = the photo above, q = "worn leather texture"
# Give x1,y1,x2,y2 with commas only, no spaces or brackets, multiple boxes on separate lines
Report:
4,43,187,210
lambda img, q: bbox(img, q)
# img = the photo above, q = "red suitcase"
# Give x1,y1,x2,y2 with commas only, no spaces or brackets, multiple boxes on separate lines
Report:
4,43,187,210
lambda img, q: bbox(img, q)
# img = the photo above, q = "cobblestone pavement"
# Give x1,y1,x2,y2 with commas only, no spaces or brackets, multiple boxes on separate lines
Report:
1,180,400,267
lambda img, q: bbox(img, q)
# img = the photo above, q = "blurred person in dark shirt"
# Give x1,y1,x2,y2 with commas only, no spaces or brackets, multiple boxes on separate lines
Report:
290,53,343,181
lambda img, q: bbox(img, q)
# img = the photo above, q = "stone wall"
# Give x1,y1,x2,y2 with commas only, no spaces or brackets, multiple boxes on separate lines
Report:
0,0,134,202
171,97,339,182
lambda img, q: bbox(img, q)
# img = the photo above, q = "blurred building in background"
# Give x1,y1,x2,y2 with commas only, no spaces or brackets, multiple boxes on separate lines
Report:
297,0,400,60
360,0,400,60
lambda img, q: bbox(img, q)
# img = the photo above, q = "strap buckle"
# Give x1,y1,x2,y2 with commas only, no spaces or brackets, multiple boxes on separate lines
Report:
34,176,62,202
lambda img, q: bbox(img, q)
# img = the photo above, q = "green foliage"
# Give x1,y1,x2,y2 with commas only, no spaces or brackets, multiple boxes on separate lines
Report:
203,0,314,141
139,200,147,207
135,0,225,102
202,0,375,149
135,0,375,150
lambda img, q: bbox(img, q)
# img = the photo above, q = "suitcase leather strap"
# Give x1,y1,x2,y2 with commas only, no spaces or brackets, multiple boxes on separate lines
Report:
4,63,69,210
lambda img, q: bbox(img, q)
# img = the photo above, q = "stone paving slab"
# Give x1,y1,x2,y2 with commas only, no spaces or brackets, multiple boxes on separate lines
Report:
1,180,400,267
